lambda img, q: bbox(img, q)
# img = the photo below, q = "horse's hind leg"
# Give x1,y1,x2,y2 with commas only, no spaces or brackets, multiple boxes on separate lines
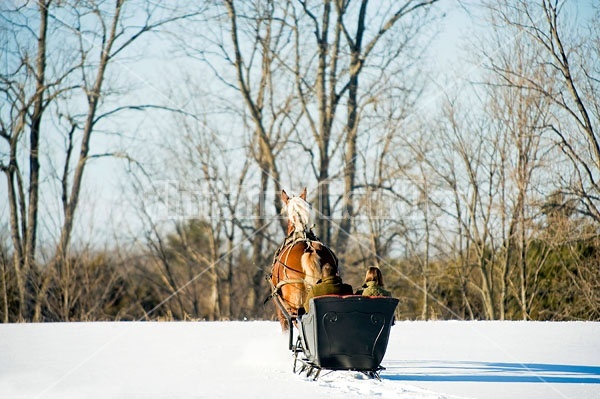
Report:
276,307,290,331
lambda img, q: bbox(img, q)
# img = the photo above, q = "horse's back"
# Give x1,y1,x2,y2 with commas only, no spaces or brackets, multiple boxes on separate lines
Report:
299,295,398,371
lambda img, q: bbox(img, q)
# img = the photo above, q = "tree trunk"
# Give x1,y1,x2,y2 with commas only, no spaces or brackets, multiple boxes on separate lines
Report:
34,1,123,321
1,258,8,323
24,1,49,298
337,0,366,253
5,167,25,321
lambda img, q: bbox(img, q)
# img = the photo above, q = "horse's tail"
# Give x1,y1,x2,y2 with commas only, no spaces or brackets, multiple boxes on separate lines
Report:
301,242,322,289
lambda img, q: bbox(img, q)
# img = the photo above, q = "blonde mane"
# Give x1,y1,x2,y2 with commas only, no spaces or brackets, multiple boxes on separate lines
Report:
285,195,312,233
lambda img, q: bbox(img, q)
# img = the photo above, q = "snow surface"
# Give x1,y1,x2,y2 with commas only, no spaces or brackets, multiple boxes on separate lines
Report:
0,320,599,399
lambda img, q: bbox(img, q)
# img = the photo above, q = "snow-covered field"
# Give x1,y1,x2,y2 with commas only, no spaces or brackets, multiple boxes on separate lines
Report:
0,320,598,399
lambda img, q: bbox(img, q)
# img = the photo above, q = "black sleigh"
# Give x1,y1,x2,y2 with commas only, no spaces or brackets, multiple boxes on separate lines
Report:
291,295,399,380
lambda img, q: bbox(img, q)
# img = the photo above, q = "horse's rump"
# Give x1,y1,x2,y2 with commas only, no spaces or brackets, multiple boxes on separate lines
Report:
270,238,338,324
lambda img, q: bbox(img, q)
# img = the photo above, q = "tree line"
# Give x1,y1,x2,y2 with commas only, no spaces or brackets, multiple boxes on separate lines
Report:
1,0,599,322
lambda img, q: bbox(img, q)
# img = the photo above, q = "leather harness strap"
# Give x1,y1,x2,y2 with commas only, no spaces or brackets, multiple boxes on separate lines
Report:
265,229,333,308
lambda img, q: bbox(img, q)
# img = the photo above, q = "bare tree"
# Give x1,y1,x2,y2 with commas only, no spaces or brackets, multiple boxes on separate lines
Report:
0,1,51,321
283,1,441,252
476,0,597,319
485,1,600,220
0,0,203,321
223,0,285,315
333,0,440,253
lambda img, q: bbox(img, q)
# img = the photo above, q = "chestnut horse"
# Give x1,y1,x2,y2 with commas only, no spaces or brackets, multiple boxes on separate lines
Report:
269,188,338,331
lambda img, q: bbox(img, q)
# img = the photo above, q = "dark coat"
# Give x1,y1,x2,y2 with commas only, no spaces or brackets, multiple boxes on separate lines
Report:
355,281,391,297
304,276,353,311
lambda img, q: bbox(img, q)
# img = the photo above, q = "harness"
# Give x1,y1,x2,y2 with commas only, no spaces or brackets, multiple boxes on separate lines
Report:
266,228,338,347
264,229,320,306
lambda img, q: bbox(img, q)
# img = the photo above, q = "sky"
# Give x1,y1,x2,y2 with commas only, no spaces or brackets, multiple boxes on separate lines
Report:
1,0,597,249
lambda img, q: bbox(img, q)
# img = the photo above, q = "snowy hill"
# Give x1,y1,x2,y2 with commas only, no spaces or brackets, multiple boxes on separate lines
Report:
0,321,598,399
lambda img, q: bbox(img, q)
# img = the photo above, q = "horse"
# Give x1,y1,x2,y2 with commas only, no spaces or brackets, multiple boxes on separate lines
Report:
269,188,338,331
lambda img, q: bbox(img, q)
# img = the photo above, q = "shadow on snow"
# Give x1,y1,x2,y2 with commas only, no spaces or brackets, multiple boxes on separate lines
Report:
382,360,600,384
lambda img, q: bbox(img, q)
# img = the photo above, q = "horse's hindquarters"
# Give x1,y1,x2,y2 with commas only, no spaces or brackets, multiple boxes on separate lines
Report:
271,238,339,330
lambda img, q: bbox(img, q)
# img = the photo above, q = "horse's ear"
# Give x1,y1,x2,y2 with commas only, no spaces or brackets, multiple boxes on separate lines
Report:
300,187,307,200
281,190,289,204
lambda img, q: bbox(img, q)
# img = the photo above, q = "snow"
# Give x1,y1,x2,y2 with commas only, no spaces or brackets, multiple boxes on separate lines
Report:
0,321,598,399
